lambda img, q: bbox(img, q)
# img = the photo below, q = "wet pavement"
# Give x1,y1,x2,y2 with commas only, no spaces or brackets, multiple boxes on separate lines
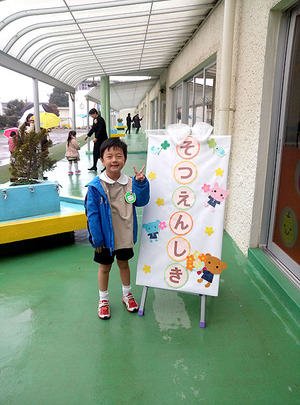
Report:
1,131,299,404
0,129,87,166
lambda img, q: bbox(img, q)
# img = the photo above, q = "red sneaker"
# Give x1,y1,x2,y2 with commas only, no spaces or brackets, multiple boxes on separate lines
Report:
98,300,111,319
122,293,139,312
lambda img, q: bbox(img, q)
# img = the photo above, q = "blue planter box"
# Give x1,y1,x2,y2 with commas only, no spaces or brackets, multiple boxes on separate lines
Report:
0,181,60,221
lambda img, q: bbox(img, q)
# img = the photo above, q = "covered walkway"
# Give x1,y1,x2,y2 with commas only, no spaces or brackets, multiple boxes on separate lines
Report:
1,133,299,404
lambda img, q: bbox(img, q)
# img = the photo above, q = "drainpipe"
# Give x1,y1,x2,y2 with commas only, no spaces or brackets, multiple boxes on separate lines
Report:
218,0,236,135
33,78,40,131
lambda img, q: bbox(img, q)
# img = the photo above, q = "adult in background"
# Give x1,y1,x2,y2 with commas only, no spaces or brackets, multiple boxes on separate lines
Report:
132,113,143,134
125,113,132,134
84,108,108,171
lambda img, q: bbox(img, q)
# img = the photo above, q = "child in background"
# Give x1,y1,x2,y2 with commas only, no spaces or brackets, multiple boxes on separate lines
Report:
65,130,81,175
8,131,17,153
85,138,150,319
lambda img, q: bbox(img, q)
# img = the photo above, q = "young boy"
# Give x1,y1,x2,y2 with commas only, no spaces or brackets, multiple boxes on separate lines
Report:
85,138,150,319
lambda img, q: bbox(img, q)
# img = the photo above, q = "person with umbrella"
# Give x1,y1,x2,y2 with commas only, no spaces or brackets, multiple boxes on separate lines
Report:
84,108,108,171
8,130,18,154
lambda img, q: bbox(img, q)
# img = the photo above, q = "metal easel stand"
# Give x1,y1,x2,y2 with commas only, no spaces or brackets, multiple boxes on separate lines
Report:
199,294,206,328
139,287,207,329
138,286,148,316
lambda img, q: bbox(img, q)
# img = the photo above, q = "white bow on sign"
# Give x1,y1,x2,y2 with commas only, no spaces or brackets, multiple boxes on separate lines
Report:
167,122,213,145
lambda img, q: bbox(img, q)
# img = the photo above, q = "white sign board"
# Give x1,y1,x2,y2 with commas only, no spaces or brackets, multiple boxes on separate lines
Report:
136,124,231,297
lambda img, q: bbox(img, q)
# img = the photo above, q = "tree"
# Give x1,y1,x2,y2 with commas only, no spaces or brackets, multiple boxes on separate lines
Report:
5,99,25,127
10,123,56,184
49,87,69,107
0,115,7,128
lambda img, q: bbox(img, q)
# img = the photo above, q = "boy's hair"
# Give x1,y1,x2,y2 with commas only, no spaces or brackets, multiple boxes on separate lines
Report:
89,108,99,115
100,137,127,160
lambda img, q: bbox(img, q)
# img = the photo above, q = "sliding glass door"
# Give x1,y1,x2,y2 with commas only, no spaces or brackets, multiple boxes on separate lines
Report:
267,6,300,283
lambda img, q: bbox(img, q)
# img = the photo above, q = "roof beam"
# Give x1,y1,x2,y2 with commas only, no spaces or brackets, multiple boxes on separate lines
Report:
0,51,75,93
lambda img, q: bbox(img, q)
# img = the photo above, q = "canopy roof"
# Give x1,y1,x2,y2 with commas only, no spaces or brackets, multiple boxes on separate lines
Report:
87,78,158,110
0,0,218,95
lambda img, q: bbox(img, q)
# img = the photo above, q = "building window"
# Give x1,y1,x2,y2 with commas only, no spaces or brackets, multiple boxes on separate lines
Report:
265,5,300,285
174,83,183,123
173,61,216,126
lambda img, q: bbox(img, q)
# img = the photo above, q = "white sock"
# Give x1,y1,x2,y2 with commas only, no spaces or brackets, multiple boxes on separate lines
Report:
68,162,72,172
99,290,109,301
74,162,79,171
122,285,131,296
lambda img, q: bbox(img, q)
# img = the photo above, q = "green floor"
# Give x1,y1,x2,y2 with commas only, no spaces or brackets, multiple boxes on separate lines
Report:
1,132,299,404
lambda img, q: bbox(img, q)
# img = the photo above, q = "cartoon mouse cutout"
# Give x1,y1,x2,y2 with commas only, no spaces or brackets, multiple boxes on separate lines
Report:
204,182,230,211
197,253,227,287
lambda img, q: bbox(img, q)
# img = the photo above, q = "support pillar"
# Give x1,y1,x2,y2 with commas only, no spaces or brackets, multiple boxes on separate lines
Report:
101,76,110,136
33,78,40,131
69,93,76,130
86,97,91,152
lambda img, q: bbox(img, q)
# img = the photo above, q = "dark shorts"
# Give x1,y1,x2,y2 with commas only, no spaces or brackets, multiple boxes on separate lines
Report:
94,247,134,265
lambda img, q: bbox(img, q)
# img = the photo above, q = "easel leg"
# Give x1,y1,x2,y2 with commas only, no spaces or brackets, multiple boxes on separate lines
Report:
138,286,148,316
200,295,206,328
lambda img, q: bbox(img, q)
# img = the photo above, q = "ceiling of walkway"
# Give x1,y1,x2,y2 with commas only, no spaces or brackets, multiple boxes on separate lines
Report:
0,0,218,108
87,79,158,111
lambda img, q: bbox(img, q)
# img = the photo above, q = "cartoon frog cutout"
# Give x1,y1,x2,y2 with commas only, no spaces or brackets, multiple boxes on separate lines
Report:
197,253,227,287
204,182,230,211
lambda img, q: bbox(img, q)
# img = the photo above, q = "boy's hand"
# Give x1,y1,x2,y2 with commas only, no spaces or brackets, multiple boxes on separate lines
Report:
95,246,103,253
133,165,145,182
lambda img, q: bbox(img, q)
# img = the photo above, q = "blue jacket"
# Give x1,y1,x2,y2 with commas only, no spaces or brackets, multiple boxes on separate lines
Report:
85,175,150,250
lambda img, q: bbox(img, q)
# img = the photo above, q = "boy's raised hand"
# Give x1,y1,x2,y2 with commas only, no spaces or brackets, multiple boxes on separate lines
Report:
133,165,145,182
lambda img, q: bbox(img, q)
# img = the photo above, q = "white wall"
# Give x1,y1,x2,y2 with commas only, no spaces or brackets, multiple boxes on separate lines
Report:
138,0,295,255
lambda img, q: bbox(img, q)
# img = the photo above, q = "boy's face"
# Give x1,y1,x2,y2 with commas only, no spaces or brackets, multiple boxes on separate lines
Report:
101,146,126,179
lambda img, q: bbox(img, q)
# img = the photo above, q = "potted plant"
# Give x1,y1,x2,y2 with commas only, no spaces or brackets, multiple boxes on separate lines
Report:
117,117,124,126
0,124,60,222
10,123,56,184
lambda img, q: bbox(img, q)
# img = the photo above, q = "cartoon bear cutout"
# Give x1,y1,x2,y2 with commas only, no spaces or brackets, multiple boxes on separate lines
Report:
204,182,230,211
197,253,227,287
143,220,160,242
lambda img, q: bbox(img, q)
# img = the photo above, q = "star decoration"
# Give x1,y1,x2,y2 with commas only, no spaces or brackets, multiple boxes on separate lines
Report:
215,168,224,177
207,138,216,149
156,198,164,206
143,265,151,274
161,140,170,150
192,250,200,258
205,227,214,236
148,172,156,180
159,221,167,230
